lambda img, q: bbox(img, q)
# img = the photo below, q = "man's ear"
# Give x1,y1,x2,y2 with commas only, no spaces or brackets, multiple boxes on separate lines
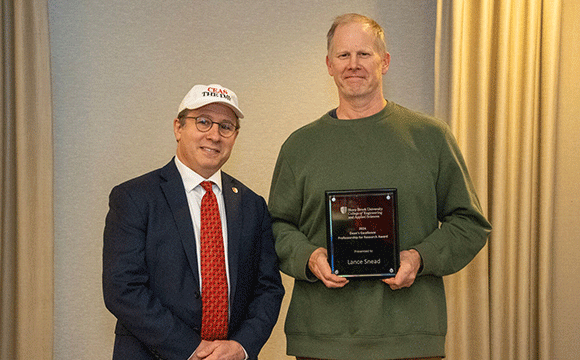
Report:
382,52,391,75
326,55,334,76
173,118,182,142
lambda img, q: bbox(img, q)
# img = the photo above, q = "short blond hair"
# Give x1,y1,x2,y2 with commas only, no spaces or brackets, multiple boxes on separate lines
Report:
326,13,387,55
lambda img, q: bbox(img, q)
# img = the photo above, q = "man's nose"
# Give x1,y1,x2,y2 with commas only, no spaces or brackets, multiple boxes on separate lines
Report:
348,55,360,69
205,123,221,139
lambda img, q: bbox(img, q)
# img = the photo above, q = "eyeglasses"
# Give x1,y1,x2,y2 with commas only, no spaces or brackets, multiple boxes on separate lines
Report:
185,116,239,138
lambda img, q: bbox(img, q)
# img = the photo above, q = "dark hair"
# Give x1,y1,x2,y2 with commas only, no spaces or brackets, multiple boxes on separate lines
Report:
176,109,190,127
326,13,387,55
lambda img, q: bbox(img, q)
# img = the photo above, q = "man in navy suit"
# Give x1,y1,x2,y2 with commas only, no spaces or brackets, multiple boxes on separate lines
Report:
103,84,284,360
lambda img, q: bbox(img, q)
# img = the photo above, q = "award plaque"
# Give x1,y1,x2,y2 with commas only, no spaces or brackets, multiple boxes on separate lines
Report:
325,189,399,278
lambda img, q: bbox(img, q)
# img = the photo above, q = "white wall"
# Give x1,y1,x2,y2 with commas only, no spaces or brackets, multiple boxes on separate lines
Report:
48,1,437,358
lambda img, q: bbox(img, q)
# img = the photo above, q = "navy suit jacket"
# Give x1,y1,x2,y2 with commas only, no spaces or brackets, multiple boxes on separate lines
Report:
103,159,284,360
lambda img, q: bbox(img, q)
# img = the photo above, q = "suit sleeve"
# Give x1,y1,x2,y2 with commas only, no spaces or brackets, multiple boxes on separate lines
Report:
102,184,200,360
228,197,285,359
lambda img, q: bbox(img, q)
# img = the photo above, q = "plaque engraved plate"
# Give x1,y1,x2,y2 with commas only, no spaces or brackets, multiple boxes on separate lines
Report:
325,189,399,278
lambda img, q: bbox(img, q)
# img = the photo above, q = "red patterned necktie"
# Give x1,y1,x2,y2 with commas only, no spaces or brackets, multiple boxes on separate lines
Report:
200,181,228,340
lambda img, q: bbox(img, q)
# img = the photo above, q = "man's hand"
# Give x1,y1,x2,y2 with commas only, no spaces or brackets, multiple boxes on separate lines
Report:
308,247,349,288
382,249,422,290
189,340,245,360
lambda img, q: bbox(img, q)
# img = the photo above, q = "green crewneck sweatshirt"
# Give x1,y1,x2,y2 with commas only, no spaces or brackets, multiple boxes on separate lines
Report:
268,101,491,359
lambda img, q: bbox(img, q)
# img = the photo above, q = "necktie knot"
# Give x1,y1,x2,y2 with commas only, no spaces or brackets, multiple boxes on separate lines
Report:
201,181,214,193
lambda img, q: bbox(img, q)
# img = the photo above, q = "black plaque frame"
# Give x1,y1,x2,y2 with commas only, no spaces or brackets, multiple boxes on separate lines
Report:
325,189,400,278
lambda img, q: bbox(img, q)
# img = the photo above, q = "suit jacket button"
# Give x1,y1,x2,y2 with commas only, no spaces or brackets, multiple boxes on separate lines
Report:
194,291,200,299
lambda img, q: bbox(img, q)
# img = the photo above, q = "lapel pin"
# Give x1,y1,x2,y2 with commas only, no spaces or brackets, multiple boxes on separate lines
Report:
232,187,238,193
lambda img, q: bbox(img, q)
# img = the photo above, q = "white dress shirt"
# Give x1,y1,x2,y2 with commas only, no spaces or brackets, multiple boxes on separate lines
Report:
175,158,248,359
174,157,231,295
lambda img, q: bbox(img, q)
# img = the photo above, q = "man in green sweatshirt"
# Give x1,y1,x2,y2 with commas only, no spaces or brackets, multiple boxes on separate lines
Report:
268,13,491,360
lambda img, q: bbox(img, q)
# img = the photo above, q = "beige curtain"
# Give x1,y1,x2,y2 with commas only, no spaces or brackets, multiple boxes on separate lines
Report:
435,1,561,359
1,0,54,359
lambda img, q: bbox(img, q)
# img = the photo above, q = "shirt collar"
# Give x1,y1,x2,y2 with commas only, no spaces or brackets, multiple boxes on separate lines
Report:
174,157,222,193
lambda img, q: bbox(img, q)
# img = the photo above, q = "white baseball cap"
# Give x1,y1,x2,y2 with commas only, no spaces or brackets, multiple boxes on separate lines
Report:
178,84,244,119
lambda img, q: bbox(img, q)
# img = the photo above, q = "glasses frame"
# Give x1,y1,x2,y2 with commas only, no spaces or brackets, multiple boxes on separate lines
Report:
184,116,240,138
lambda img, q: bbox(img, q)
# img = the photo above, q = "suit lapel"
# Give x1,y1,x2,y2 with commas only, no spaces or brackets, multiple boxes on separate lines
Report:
159,160,200,287
222,172,242,303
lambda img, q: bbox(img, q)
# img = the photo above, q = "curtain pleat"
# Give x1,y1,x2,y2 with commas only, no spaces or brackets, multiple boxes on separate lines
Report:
435,1,560,359
1,1,18,359
0,0,54,358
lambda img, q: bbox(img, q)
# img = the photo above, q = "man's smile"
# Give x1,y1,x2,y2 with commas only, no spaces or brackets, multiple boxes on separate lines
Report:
201,146,220,154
